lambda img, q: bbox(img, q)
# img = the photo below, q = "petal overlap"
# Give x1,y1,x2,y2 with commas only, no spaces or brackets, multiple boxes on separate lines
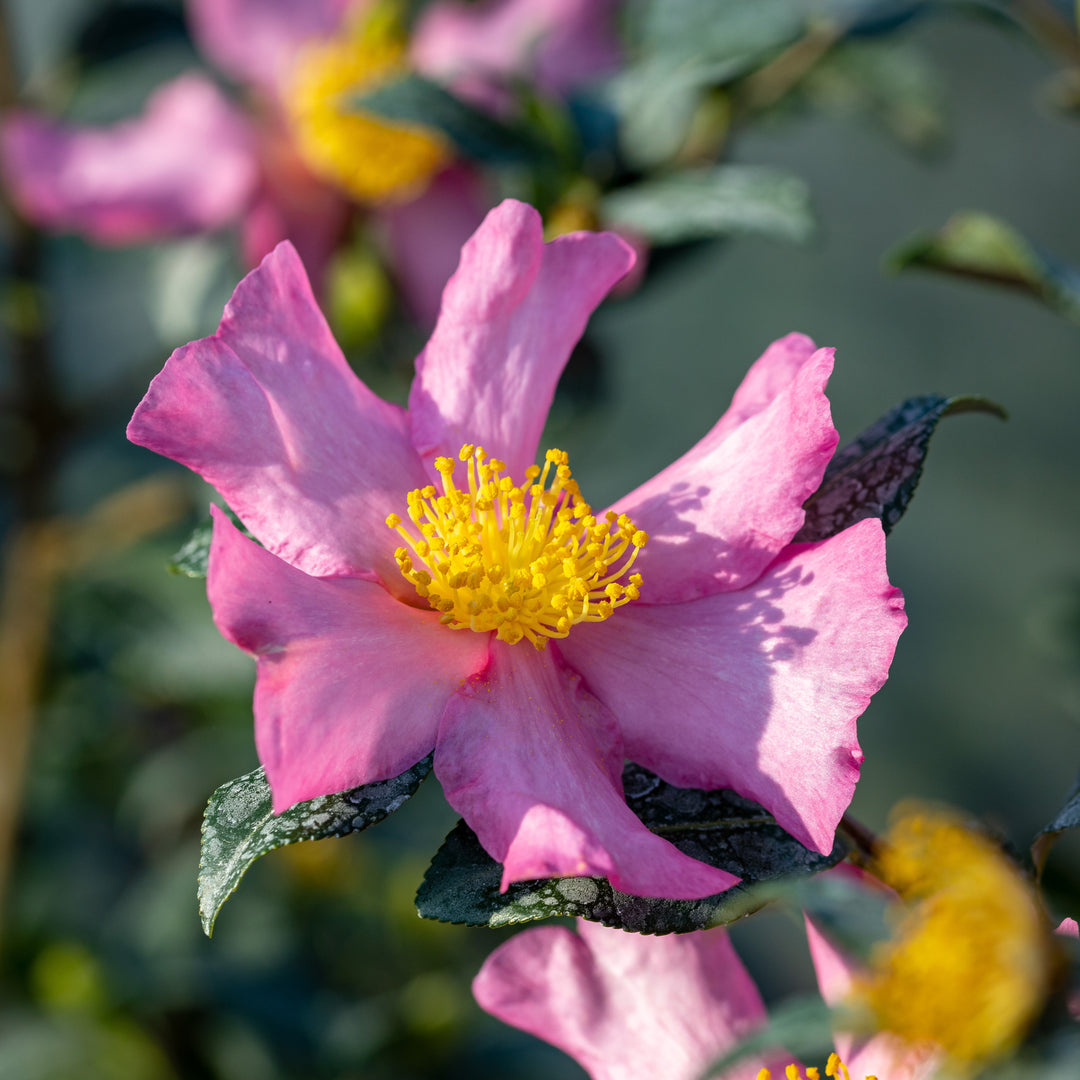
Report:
559,517,906,854
435,642,738,898
208,508,489,812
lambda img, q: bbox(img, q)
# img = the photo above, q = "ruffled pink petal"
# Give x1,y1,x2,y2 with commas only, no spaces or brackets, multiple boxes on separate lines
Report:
474,921,783,1080
187,0,356,97
609,337,838,603
806,916,941,1080
128,241,428,586
0,74,257,244
207,507,489,811
558,518,906,855
408,199,635,480
379,164,489,326
435,642,738,898
412,0,621,100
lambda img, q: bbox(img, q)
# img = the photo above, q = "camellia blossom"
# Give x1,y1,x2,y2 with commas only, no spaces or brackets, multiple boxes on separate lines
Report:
128,198,905,899
473,913,937,1080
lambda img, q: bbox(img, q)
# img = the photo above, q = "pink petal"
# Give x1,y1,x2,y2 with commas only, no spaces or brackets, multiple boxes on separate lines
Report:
558,518,906,855
474,921,781,1080
207,507,489,811
408,199,635,480
0,74,257,244
1058,917,1079,938
128,241,428,587
379,164,490,326
412,0,621,100
609,337,838,603
435,641,738,898
806,916,941,1080
187,0,356,96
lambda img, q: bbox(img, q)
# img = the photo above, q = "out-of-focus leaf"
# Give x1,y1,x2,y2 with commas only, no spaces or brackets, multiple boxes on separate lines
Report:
795,394,1006,543
350,75,552,165
889,212,1080,324
804,38,945,150
415,764,848,933
1033,770,1080,876
601,166,813,245
702,995,838,1078
642,0,804,60
199,755,433,936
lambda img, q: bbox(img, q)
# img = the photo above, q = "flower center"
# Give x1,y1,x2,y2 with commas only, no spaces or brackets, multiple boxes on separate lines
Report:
286,8,448,203
386,445,647,649
758,1055,874,1080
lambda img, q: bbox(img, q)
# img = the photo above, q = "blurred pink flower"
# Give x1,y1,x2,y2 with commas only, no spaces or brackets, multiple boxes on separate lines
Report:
0,0,485,309
475,914,939,1080
128,199,905,899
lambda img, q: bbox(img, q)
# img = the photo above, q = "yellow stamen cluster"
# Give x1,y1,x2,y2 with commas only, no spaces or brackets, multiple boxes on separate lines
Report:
857,806,1054,1067
386,445,647,649
286,7,448,203
757,1055,876,1080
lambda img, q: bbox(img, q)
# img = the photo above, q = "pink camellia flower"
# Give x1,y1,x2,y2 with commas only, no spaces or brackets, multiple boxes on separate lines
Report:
0,0,484,309
474,916,939,1080
127,199,905,899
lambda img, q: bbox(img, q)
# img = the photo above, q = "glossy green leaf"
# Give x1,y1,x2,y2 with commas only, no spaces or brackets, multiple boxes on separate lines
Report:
415,764,848,933
601,166,813,245
199,755,432,935
350,74,551,165
795,394,1006,543
1033,770,1080,876
167,509,253,578
889,212,1080,324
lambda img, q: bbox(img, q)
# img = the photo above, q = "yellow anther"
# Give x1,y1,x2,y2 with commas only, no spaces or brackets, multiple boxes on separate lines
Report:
806,1071,820,1080
787,1067,800,1080
388,445,647,643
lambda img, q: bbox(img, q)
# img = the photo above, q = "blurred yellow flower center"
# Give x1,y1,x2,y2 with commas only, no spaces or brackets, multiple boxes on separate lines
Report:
286,10,448,203
758,1055,876,1080
857,808,1053,1067
386,446,647,649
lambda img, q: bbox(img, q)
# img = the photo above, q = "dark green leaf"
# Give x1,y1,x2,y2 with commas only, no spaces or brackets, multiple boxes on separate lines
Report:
795,394,1006,543
415,764,848,933
601,166,814,245
199,755,432,936
350,74,552,165
1033,770,1080,876
888,212,1080,324
167,508,253,578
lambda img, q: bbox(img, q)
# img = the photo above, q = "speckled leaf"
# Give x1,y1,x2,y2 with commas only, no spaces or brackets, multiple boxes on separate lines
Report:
415,764,848,933
199,755,432,936
1033,770,1080,876
351,75,550,165
795,394,1006,543
168,507,254,578
889,211,1080,324
601,166,813,246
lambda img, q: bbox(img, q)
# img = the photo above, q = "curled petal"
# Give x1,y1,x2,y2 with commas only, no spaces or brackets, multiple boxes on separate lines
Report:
187,0,354,96
610,336,837,603
408,199,635,480
0,74,257,243
474,921,781,1080
435,642,738,898
128,241,428,586
208,507,488,811
559,518,906,854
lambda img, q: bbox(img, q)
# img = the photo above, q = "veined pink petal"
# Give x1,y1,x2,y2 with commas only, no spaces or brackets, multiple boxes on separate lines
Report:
609,338,838,603
806,917,941,1080
128,241,428,586
559,518,906,855
474,921,784,1080
0,74,258,244
408,199,635,480
379,164,489,326
435,642,738,898
187,0,357,96
413,0,621,99
207,507,488,812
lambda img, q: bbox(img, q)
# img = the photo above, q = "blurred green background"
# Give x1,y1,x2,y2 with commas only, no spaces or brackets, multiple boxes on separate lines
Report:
3,1,1080,1077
